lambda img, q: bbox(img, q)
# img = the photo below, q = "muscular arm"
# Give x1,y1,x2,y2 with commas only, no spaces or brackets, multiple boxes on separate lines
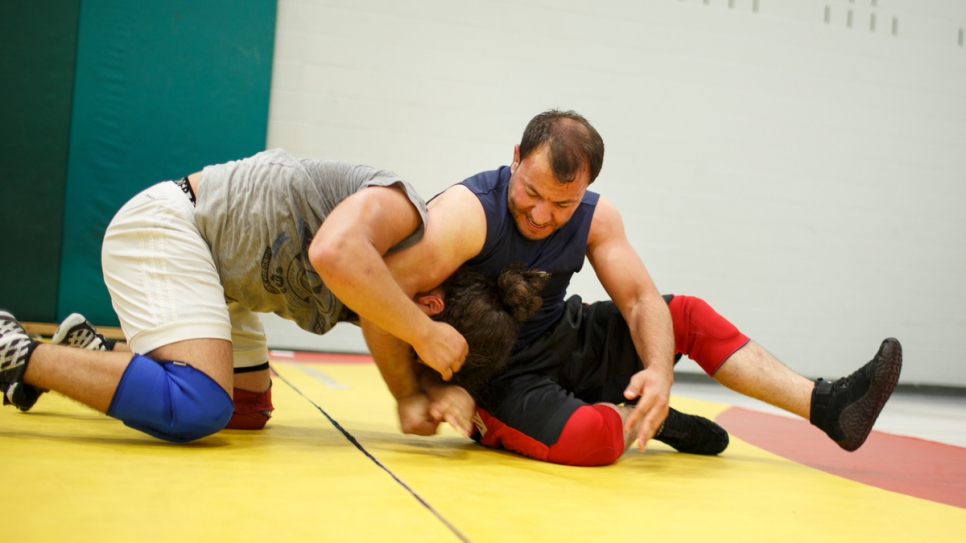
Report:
586,196,675,452
383,185,487,298
309,185,469,381
359,185,486,433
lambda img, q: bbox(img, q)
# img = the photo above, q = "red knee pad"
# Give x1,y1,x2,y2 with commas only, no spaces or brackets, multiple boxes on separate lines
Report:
547,405,625,467
225,385,274,430
474,405,624,466
668,295,749,376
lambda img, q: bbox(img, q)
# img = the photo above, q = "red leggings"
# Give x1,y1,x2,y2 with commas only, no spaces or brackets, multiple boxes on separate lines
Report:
476,295,748,466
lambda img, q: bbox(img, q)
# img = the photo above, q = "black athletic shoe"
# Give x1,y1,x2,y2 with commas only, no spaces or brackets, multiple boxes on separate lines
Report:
810,338,902,452
654,406,730,455
0,310,40,411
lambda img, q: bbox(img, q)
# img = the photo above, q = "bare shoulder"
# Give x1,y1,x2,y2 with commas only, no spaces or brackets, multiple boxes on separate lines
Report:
426,184,487,257
588,195,627,248
430,184,484,215
384,184,487,293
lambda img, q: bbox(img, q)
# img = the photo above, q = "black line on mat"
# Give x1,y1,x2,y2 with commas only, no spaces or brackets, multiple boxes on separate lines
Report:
273,366,471,543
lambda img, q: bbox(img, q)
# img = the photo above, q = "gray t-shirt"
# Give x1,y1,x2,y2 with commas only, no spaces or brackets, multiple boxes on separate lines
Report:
193,148,428,335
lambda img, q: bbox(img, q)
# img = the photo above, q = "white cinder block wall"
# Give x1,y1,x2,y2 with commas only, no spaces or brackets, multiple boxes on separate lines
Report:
261,0,966,387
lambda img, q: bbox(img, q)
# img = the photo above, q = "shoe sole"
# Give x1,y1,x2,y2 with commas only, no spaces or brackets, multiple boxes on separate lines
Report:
837,338,902,451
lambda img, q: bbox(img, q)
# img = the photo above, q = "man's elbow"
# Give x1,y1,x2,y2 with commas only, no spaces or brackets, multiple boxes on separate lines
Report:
309,232,356,284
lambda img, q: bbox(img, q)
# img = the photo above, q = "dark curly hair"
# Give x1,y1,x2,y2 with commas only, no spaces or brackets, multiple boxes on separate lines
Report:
433,262,549,397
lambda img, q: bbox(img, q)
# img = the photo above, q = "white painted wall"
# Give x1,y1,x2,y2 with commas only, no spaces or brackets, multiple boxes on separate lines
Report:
261,0,966,386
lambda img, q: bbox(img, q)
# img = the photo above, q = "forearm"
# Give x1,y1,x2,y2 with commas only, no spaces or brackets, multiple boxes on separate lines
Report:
310,185,439,352
418,367,463,401
627,292,675,378
321,241,432,349
315,222,467,381
361,319,422,400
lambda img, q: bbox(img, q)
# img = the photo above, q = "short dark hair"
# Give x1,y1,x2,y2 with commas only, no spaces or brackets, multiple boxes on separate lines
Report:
433,262,548,397
519,109,604,184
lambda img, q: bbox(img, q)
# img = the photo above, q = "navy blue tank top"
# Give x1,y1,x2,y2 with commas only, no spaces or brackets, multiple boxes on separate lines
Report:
460,166,600,348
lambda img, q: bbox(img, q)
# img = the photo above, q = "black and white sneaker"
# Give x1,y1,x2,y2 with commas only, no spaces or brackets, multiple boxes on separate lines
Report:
654,406,730,455
810,338,902,452
17,313,118,411
51,313,115,351
0,310,40,411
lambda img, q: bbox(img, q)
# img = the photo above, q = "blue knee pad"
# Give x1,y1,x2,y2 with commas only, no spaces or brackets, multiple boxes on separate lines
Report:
107,354,234,443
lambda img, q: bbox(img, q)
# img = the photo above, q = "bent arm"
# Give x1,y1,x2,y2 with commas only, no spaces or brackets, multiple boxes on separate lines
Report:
586,196,674,451
362,185,485,379
359,185,486,433
309,185,426,344
309,185,467,379
383,185,487,298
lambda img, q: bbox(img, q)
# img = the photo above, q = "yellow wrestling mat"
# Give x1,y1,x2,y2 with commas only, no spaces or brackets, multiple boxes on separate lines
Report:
2,356,964,542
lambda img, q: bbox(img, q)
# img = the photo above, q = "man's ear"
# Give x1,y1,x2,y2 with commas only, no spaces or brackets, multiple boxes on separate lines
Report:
510,144,521,173
415,293,444,316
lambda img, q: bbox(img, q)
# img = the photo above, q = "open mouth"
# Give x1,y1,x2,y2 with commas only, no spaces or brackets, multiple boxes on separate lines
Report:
526,216,547,230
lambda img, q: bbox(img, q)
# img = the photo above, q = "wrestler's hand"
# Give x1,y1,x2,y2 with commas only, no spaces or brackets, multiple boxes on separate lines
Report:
622,367,672,452
413,321,468,382
397,393,441,436
427,384,475,438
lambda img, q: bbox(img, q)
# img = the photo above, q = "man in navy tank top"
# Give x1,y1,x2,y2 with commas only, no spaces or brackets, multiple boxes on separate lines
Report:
366,110,902,466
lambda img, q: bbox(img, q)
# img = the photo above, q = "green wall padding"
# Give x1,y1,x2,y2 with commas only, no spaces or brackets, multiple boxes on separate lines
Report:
0,0,80,322
59,0,277,326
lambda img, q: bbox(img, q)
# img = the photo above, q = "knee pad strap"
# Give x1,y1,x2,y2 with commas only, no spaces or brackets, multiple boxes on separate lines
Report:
107,354,234,443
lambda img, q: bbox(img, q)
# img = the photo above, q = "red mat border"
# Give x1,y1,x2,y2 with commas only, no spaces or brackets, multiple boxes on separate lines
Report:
717,406,966,510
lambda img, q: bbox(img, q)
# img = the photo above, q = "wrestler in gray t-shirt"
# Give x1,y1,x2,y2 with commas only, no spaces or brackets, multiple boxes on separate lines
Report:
193,148,428,336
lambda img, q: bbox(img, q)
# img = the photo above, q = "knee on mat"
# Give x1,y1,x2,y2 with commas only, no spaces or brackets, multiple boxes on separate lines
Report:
547,405,625,467
107,354,235,443
169,391,234,442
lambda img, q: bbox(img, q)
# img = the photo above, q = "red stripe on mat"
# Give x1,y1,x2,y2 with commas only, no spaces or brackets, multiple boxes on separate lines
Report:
717,406,966,510
268,350,374,364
